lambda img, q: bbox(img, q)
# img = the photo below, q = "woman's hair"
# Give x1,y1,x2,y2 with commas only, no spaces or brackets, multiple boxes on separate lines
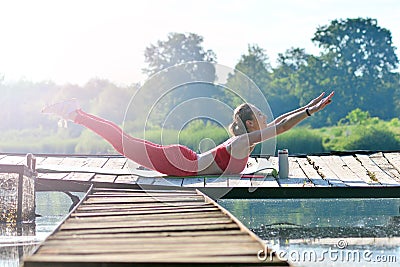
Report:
229,103,255,136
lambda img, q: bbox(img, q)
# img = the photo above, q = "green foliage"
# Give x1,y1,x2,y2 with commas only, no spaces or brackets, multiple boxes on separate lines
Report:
277,127,325,154
233,44,271,88
143,32,216,76
137,120,229,153
74,130,113,154
179,121,229,152
389,118,400,127
224,44,273,108
1,22,400,155
341,126,400,151
312,18,398,77
309,17,399,123
339,108,371,125
319,111,400,151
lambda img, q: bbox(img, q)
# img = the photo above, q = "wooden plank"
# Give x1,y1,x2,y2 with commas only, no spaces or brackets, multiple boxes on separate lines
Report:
37,243,261,255
323,155,370,187
114,175,139,184
308,156,347,187
268,156,279,169
91,188,196,195
251,177,279,187
75,203,213,211
340,155,378,185
65,157,109,182
52,222,241,236
25,254,273,265
103,157,127,169
296,157,329,186
73,207,221,218
88,193,200,199
36,156,70,180
182,177,205,187
242,157,274,175
371,152,400,182
24,186,288,266
75,204,213,212
44,234,256,245
0,155,26,165
123,158,141,170
356,154,400,186
278,158,309,187
136,176,155,185
84,197,205,205
70,211,227,222
62,158,99,181
48,229,248,240
204,177,228,187
61,217,234,231
228,176,251,187
91,157,127,183
36,156,65,165
90,174,117,183
153,178,183,187
272,158,307,187
288,157,307,178
384,152,400,174
83,157,108,168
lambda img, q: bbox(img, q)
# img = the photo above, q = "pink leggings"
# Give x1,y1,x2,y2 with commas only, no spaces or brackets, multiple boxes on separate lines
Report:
74,110,198,176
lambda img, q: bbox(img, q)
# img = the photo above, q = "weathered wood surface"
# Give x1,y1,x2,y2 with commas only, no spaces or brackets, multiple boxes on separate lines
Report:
2,152,400,194
24,187,288,266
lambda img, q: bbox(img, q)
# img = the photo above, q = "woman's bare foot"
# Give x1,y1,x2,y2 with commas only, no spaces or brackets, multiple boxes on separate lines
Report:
42,99,80,121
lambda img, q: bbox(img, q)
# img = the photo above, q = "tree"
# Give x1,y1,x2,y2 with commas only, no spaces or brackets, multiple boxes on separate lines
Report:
312,18,398,78
339,108,371,125
277,47,309,73
233,45,271,88
268,48,308,118
311,18,399,120
225,45,272,107
143,32,216,76
137,33,220,130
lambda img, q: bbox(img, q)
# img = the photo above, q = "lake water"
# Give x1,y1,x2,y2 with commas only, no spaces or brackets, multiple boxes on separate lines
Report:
0,192,83,267
1,195,400,266
219,198,400,266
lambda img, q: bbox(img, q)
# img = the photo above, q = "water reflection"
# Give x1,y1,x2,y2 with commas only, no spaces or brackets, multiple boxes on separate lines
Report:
0,222,37,267
0,192,81,267
219,198,400,266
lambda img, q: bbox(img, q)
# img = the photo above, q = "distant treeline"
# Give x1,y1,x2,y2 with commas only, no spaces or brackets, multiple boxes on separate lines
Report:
0,17,399,154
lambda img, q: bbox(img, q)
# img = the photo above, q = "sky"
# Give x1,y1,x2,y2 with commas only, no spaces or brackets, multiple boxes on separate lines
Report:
1,0,399,86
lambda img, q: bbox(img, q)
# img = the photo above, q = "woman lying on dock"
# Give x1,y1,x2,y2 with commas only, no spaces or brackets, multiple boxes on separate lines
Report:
42,92,334,176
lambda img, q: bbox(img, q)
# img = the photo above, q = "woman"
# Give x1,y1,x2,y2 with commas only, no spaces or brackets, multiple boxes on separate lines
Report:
42,92,334,176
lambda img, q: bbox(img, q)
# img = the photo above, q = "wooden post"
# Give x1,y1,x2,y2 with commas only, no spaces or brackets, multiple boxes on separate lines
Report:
16,172,23,222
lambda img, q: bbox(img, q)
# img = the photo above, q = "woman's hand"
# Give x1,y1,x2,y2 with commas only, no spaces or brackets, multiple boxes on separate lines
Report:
309,91,334,114
306,92,326,108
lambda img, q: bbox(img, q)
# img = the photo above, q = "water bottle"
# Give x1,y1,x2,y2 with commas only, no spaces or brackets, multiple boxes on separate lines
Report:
278,149,289,178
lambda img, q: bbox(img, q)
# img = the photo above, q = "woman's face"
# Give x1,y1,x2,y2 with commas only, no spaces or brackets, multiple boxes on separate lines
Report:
248,106,268,132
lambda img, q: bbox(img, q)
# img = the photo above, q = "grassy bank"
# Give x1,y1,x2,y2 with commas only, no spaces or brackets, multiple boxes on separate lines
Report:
0,118,399,155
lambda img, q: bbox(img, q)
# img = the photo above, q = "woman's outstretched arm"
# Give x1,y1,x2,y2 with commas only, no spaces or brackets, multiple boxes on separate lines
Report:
268,92,326,126
248,91,334,145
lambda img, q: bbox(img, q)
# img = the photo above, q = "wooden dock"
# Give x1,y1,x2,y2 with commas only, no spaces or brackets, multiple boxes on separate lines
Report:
1,151,400,198
23,187,287,266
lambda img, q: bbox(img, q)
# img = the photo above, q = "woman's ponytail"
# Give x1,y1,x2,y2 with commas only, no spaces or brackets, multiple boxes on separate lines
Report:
229,103,255,136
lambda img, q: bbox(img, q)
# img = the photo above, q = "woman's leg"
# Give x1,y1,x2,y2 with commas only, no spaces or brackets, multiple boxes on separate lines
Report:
74,110,198,176
79,111,159,147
